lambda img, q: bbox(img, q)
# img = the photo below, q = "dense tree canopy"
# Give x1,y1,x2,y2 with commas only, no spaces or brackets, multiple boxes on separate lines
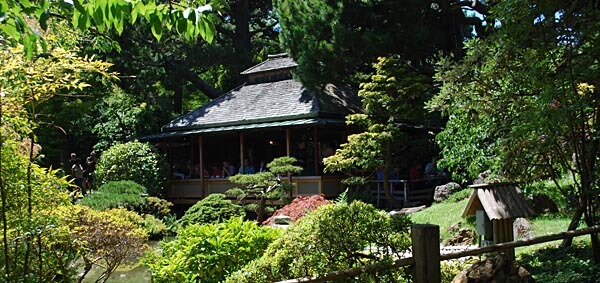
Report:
428,0,600,262
324,56,436,208
275,0,490,88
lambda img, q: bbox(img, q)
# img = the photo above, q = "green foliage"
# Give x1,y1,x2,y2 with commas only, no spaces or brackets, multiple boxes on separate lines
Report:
440,258,478,283
79,180,146,211
229,157,303,220
79,181,173,239
95,141,168,196
226,201,412,282
137,196,174,220
446,189,472,203
142,214,169,240
519,244,600,283
144,217,281,283
428,1,600,186
91,87,153,152
266,156,303,176
58,205,148,282
177,194,245,228
0,43,113,282
324,56,437,207
0,0,222,58
275,0,466,88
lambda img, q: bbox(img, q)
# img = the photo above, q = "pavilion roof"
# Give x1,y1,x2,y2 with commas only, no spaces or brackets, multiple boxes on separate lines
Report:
240,53,298,75
162,55,361,132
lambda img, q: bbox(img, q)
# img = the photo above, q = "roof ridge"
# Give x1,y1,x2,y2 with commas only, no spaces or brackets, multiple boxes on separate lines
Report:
267,53,288,59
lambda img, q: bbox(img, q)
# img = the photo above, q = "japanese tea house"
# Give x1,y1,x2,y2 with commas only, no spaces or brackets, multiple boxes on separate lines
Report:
142,54,362,204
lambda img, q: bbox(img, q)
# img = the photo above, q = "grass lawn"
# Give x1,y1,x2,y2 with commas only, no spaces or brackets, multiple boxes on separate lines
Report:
409,198,470,241
408,196,588,254
410,196,598,283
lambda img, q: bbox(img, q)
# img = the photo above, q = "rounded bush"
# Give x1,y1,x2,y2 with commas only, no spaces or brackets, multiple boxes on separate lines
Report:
80,180,147,211
226,201,413,283
144,217,281,283
95,141,168,196
178,194,245,228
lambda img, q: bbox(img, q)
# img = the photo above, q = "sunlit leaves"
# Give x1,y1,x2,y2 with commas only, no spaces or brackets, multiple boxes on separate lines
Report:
0,46,116,109
428,0,600,187
145,217,280,283
0,0,220,58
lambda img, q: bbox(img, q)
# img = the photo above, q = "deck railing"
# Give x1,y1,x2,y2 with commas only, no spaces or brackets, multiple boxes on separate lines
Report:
367,177,447,207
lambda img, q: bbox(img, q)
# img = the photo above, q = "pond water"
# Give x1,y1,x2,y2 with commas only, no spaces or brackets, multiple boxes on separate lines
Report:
81,241,158,283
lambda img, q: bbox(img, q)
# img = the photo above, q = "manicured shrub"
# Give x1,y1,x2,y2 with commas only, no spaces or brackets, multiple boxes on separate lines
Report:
177,194,245,228
226,201,413,283
95,141,168,196
80,180,173,239
262,194,331,225
80,180,146,211
144,217,281,283
143,214,169,240
136,196,174,219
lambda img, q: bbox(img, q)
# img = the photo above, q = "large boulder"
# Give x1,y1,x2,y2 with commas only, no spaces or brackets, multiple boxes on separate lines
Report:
452,255,534,283
434,182,461,202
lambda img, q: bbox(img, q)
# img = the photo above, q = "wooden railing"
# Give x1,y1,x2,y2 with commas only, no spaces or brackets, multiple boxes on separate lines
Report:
368,178,446,207
276,224,600,283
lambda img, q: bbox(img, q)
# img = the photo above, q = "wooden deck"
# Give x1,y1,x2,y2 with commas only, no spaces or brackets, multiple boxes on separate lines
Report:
166,175,345,204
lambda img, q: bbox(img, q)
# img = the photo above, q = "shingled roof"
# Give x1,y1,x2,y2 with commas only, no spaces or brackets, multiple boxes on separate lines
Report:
240,53,298,75
462,183,535,220
161,54,361,133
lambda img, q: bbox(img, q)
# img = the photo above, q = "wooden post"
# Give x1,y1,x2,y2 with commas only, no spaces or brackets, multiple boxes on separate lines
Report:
199,135,205,198
411,224,441,283
285,128,291,157
239,132,245,173
313,125,319,176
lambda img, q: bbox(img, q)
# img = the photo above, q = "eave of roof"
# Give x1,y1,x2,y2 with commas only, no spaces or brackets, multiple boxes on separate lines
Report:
162,79,361,132
462,183,536,220
140,118,346,141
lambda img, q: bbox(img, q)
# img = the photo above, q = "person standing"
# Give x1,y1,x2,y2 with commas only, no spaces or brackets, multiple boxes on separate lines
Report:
72,158,85,195
85,151,97,193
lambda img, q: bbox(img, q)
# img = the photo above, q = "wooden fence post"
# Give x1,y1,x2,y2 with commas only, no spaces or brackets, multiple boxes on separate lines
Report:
411,224,441,283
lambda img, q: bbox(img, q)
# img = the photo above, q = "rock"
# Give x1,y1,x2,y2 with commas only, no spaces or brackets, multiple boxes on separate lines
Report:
445,227,476,246
389,205,427,216
513,218,533,240
447,222,463,234
530,194,558,214
473,170,491,185
434,182,461,202
273,215,292,225
452,255,534,283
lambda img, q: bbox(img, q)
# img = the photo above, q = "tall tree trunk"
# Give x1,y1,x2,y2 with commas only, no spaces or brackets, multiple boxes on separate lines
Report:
257,196,267,223
231,0,253,82
173,82,183,115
